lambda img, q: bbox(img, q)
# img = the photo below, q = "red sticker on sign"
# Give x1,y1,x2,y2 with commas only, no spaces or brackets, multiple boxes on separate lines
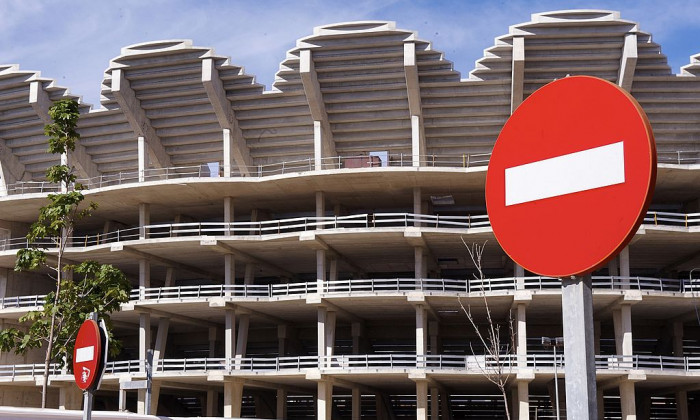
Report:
486,76,656,277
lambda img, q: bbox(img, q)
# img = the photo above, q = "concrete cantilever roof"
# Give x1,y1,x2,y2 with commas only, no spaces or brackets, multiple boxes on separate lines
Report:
0,10,698,186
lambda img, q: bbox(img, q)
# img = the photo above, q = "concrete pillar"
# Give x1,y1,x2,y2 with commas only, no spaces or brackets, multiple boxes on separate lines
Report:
329,258,338,282
673,320,684,356
317,379,333,420
224,254,235,287
352,387,361,420
515,263,525,289
164,267,175,288
318,307,327,362
619,380,637,420
59,385,82,410
150,382,161,415
597,389,605,420
223,128,233,177
139,313,151,367
139,203,150,239
316,191,325,228
317,249,326,293
430,387,439,420
325,311,336,358
224,379,244,418
608,255,619,276
225,309,236,369
235,313,249,359
206,389,217,417
0,268,7,306
119,388,127,411
411,115,423,167
619,246,630,278
429,321,439,354
138,136,147,182
676,390,689,420
276,389,287,420
224,196,234,235
416,305,427,357
416,380,428,420
244,263,255,285
613,305,633,357
278,325,287,356
414,247,425,281
413,187,422,226
209,326,217,357
152,318,169,372
313,120,323,170
517,380,530,420
594,321,601,354
139,259,150,300
517,303,527,367
352,322,362,354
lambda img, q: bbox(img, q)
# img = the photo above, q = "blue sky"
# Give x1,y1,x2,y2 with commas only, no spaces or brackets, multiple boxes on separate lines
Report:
2,0,699,107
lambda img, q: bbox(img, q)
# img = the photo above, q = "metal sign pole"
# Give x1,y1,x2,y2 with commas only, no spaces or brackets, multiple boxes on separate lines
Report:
82,390,93,420
562,274,598,419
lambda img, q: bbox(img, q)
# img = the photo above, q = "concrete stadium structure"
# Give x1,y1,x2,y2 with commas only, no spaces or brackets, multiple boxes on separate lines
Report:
0,9,699,419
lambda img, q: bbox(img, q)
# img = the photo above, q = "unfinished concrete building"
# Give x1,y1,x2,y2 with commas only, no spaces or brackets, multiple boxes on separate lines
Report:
0,9,699,419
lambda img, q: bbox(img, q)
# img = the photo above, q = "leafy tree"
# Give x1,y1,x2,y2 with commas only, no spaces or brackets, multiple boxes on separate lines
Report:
0,99,130,408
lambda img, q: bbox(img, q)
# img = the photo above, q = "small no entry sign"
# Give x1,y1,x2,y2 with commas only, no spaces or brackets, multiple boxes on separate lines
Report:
486,76,656,277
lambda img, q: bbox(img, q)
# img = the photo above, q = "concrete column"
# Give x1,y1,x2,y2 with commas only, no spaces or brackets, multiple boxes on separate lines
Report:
224,196,234,236
562,276,598,419
209,326,217,357
318,307,327,362
223,128,233,177
413,187,422,226
235,313,249,359
317,249,326,293
225,309,236,369
206,389,217,417
597,389,605,420
416,305,427,357
414,247,424,281
276,389,287,420
313,121,323,170
138,136,147,182
430,387,439,420
429,321,439,354
613,305,633,358
517,303,527,367
676,390,689,420
329,258,338,282
244,264,255,285
224,379,244,418
515,263,525,289
416,380,428,420
352,387,361,420
619,246,630,278
152,318,169,372
317,379,333,420
139,259,150,300
619,380,637,420
325,311,336,358
411,115,423,167
224,254,235,287
139,203,150,239
59,386,82,409
517,380,530,420
0,268,7,306
673,320,684,356
594,321,601,354
139,313,151,369
119,388,127,411
150,382,161,415
316,191,326,228
352,322,362,354
278,325,287,356
164,267,175,287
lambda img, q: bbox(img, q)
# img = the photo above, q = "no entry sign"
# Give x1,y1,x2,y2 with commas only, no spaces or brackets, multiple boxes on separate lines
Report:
73,319,105,391
486,76,656,277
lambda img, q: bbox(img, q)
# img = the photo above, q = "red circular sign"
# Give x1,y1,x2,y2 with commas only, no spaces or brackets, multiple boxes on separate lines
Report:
73,319,103,391
486,76,656,277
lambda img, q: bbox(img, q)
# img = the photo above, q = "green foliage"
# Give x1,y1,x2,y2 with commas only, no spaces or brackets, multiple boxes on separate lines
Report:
0,261,130,367
0,99,131,383
44,99,80,155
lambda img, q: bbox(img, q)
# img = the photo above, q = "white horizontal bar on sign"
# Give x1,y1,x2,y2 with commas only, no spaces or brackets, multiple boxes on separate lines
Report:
505,141,625,206
75,346,94,363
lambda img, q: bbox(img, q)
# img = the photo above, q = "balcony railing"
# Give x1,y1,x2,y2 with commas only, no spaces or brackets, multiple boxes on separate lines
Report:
0,211,696,252
0,276,693,310
4,150,697,195
3,353,700,380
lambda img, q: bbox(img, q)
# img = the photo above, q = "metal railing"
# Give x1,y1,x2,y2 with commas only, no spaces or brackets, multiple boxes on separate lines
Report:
0,275,693,308
1,210,696,252
4,353,700,380
657,150,700,165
